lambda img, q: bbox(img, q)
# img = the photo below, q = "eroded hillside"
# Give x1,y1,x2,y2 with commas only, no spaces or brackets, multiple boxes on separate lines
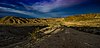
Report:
0,16,64,26
64,13,100,27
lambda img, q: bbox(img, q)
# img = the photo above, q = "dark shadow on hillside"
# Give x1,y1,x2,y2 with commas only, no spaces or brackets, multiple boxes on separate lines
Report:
0,25,48,47
68,27,100,35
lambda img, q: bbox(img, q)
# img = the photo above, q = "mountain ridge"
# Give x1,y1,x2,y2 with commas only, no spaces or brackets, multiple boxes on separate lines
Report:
0,13,100,27
0,16,29,23
64,13,100,27
0,16,64,26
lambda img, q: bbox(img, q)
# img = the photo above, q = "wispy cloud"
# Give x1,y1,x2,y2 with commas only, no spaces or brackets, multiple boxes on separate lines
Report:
0,6,40,17
23,0,86,12
0,3,16,7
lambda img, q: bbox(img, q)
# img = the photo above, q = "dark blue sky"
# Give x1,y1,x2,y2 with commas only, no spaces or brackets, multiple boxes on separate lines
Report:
0,0,100,18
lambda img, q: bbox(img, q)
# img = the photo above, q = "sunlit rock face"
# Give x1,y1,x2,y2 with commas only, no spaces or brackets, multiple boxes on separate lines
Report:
0,0,100,18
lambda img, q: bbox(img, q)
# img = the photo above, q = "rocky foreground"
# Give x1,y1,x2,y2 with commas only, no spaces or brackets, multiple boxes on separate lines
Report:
0,25,100,48
0,24,64,48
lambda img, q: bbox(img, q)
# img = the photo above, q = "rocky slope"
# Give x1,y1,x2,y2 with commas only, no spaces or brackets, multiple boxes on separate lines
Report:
0,24,63,48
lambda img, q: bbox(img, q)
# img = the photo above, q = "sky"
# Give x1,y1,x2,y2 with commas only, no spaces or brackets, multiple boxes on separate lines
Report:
0,0,100,18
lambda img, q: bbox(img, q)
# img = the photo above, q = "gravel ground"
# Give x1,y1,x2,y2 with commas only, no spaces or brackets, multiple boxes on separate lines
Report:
33,27,100,48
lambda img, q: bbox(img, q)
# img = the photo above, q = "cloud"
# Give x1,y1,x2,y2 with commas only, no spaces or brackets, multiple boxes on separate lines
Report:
0,6,40,17
0,3,16,7
0,0,89,18
23,0,86,12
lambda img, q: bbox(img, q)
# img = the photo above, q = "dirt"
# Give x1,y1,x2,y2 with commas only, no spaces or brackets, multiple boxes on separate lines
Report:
33,27,100,48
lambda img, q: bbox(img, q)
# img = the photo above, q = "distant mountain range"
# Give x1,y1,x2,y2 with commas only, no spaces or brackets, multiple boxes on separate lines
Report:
64,13,100,27
0,16,29,23
0,13,100,27
0,16,64,25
